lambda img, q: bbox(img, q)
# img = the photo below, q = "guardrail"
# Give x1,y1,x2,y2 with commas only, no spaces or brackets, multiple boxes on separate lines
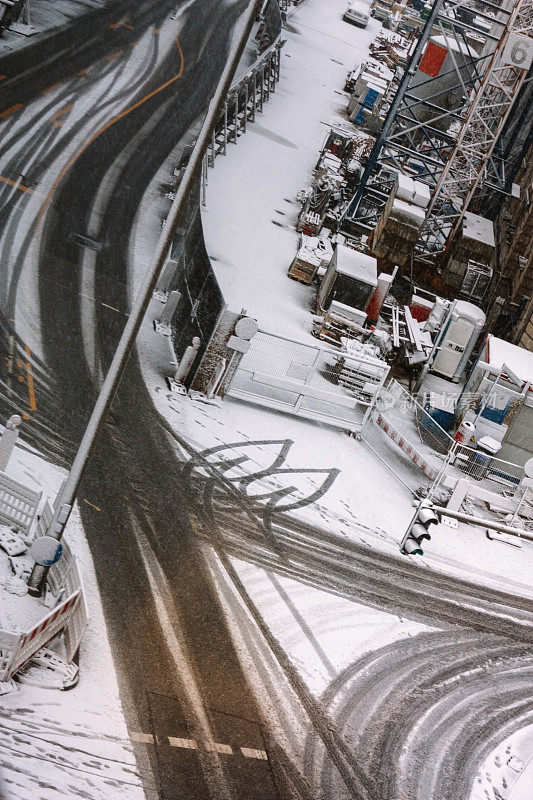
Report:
202,37,283,189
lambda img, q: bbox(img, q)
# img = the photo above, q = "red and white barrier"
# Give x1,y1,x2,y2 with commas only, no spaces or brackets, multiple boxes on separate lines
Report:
0,590,81,681
375,412,437,480
0,473,88,681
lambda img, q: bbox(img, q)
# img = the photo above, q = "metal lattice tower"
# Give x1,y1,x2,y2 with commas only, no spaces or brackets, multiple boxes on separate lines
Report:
342,0,533,263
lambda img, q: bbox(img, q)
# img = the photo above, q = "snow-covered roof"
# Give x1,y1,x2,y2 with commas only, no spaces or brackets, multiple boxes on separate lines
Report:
487,335,533,385
335,245,378,286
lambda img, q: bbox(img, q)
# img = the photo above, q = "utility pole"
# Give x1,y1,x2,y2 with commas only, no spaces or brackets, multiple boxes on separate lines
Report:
27,0,266,595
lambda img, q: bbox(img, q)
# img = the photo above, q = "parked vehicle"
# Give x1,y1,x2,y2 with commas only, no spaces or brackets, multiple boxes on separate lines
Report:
343,1,370,28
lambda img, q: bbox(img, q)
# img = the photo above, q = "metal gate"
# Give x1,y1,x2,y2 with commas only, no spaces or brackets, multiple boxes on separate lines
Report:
226,330,389,433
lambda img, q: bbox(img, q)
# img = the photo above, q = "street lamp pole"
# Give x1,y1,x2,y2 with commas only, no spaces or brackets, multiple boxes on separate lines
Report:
27,0,266,595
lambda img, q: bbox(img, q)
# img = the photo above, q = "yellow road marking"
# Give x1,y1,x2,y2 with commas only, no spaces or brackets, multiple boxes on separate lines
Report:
83,498,102,511
77,67,89,76
154,27,161,34
23,346,37,419
106,50,124,61
0,75,6,81
109,17,133,30
41,83,61,95
51,103,74,128
38,37,185,225
0,175,35,194
0,103,23,118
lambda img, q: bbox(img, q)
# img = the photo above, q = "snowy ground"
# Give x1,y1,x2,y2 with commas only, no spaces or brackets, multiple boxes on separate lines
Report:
130,0,533,594
126,0,533,795
471,725,533,800
0,443,145,799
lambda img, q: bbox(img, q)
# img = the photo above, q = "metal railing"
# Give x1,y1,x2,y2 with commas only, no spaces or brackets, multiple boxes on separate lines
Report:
373,379,526,493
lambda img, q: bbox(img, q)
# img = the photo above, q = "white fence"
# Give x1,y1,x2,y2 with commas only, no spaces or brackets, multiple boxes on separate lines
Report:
0,472,88,681
0,472,42,542
227,330,390,434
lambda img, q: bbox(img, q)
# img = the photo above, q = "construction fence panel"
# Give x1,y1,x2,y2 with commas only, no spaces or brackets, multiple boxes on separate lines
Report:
0,472,42,541
3,590,81,681
227,330,389,433
0,629,20,681
372,379,527,495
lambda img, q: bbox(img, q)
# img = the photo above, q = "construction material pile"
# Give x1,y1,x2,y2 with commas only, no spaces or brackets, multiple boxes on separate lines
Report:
445,212,495,290
369,30,413,67
346,58,395,132
372,173,430,265
296,128,375,234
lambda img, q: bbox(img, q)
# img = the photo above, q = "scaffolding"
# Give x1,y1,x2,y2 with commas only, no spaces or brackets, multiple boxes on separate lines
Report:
341,0,533,263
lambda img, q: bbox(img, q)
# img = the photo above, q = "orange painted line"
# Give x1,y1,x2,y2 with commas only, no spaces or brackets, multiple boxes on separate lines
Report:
0,175,35,194
41,83,61,95
83,499,101,511
0,103,23,118
38,37,185,225
105,50,124,61
77,67,89,76
154,27,161,34
24,346,37,414
51,103,74,128
109,17,132,30
0,75,6,81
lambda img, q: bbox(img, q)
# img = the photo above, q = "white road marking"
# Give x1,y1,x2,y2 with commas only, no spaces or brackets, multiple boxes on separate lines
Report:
168,736,197,749
130,731,155,744
204,742,233,755
241,747,268,760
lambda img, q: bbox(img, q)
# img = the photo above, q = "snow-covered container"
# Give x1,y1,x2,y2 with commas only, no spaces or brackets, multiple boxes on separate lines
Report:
318,245,378,312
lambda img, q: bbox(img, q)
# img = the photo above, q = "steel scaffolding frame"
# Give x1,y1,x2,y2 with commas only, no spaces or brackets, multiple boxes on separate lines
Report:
341,0,533,262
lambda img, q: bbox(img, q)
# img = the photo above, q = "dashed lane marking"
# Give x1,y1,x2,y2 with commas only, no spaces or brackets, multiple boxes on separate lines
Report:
51,104,74,128
0,103,24,118
109,17,133,30
106,50,124,61
41,83,61,95
83,499,102,512
168,737,197,749
205,742,233,755
241,748,268,760
130,732,268,760
0,175,35,194
130,732,154,744
23,346,36,420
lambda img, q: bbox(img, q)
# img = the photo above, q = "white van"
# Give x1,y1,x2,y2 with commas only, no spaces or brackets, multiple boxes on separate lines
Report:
343,1,370,27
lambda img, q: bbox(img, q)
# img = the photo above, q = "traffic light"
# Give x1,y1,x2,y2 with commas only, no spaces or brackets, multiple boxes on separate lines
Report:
400,500,439,555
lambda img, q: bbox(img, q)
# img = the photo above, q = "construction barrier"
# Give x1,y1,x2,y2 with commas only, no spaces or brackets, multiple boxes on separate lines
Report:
0,591,81,681
375,411,437,480
0,473,89,680
0,472,42,542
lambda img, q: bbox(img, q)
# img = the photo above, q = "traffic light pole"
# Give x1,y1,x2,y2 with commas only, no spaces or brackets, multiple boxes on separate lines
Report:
400,441,458,553
27,0,265,596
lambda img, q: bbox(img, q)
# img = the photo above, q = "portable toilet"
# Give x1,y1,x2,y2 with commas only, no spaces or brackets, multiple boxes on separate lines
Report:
319,245,378,312
429,300,486,382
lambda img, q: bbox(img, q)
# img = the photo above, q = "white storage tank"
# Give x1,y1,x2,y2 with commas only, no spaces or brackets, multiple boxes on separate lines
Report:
429,300,486,382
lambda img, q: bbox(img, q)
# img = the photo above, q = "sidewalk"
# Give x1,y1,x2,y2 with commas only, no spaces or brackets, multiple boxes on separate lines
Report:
0,439,146,800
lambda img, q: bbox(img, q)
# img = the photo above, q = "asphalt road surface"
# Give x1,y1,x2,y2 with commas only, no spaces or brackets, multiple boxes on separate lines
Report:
1,1,532,799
